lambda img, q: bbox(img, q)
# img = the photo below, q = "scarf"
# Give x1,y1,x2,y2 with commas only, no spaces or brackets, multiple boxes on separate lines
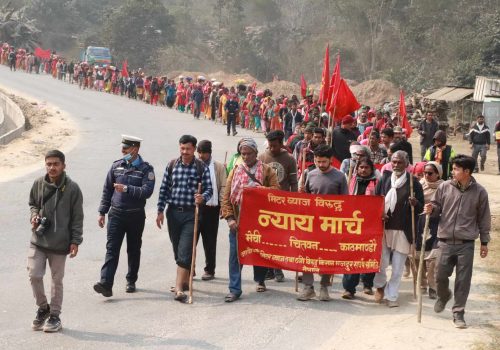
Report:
384,172,407,214
349,174,378,195
230,160,264,206
420,178,444,203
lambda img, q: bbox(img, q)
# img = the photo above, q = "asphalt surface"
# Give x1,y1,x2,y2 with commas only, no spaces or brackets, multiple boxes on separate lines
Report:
0,65,474,350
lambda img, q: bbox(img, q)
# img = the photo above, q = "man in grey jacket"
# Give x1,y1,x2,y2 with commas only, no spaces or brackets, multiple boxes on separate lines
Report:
424,154,490,329
28,150,84,333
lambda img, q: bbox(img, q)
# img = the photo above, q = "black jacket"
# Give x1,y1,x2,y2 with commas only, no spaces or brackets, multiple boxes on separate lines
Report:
332,127,356,162
376,171,424,244
469,123,491,145
418,120,439,147
283,110,303,134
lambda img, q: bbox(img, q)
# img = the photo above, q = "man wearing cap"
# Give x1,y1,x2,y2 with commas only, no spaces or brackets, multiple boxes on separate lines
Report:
332,115,357,163
196,140,227,281
221,137,279,302
156,135,213,302
424,130,456,180
94,135,155,297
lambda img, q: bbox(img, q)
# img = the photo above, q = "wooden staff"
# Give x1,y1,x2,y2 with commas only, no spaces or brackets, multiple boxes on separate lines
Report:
408,173,417,299
417,214,431,323
223,151,228,170
295,147,308,292
188,183,202,304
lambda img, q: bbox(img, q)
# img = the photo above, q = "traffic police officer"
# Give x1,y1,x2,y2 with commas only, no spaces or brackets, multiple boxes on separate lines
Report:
94,135,155,297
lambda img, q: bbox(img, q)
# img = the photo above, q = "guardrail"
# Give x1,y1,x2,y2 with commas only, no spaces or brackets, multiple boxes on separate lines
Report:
0,91,26,145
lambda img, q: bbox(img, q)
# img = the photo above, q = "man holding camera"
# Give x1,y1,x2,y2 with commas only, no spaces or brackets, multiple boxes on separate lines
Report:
28,150,84,332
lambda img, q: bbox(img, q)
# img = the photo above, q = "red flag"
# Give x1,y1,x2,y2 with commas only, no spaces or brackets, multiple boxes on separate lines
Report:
329,79,361,121
318,45,330,105
399,90,413,137
300,74,307,98
34,47,51,60
326,54,341,112
121,60,129,78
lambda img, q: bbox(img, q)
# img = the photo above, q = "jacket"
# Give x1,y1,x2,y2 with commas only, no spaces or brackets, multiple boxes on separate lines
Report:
221,163,279,220
376,171,424,244
29,172,84,254
98,156,155,214
469,123,491,145
430,178,491,243
332,127,357,162
213,160,227,204
424,145,455,180
418,119,439,146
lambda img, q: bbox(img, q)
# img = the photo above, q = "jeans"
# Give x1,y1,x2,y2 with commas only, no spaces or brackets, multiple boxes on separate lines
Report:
342,273,375,294
166,207,195,270
435,241,474,313
228,229,267,296
471,144,487,170
100,209,145,287
227,114,237,135
27,245,66,316
374,244,407,302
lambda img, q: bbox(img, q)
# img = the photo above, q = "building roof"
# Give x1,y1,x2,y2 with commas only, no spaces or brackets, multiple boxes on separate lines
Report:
424,87,474,102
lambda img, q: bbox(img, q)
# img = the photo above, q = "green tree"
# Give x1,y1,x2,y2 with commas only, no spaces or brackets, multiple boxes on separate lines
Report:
103,0,174,69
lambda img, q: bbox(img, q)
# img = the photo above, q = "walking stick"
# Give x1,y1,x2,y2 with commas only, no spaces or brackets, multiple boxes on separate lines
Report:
409,173,418,299
188,183,202,304
417,214,430,323
295,147,308,292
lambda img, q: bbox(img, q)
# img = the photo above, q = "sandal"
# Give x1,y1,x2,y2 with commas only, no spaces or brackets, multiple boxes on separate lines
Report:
224,293,240,303
174,291,187,302
170,283,189,293
256,282,267,292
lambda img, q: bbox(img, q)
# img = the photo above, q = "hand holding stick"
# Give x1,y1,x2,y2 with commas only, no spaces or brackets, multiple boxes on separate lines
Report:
188,183,202,304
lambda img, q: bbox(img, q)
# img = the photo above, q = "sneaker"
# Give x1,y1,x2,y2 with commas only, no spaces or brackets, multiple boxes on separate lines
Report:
43,315,62,333
275,270,285,283
434,289,452,313
342,290,354,300
453,312,467,328
94,282,113,297
126,282,136,293
374,287,385,303
428,288,437,300
319,286,330,301
297,286,316,301
387,300,399,308
363,286,374,295
265,270,275,280
32,306,50,331
201,272,215,281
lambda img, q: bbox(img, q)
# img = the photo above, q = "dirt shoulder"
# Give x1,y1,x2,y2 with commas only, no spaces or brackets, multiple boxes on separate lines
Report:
0,84,78,183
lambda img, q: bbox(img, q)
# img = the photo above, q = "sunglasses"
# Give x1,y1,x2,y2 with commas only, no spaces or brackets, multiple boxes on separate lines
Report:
424,171,436,176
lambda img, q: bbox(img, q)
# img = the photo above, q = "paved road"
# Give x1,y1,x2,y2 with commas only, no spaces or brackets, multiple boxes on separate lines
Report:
0,65,488,349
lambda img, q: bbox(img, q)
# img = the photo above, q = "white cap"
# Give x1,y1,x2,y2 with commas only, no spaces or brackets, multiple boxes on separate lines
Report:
121,134,143,148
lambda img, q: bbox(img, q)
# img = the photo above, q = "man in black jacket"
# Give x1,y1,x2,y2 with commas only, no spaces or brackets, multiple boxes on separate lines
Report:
418,111,439,160
469,115,491,172
393,126,413,164
283,101,303,140
332,115,357,162
373,150,423,308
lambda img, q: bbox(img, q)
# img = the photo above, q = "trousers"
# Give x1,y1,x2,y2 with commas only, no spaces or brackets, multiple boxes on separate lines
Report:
373,244,407,302
27,245,67,315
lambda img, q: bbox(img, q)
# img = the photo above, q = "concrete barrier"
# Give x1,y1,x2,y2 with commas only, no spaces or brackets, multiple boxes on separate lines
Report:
0,91,25,145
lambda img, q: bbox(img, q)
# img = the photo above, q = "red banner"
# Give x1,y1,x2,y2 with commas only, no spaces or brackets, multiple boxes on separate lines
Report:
34,47,51,59
238,188,384,274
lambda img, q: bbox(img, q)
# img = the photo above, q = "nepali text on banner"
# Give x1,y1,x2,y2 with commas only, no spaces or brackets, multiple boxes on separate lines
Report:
238,188,384,274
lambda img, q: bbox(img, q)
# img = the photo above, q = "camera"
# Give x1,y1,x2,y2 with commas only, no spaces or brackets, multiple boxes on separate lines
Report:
35,217,50,236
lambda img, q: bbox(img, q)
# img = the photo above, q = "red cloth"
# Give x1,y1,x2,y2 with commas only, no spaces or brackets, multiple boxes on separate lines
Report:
329,79,360,121
318,45,330,105
121,60,129,78
300,74,307,99
34,47,51,60
399,90,413,138
326,55,341,112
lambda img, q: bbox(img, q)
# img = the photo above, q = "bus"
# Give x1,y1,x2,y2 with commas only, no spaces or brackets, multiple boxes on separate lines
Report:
81,46,112,67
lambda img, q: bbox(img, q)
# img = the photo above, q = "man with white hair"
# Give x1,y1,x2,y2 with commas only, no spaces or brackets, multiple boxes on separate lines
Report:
373,150,424,307
221,138,279,302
